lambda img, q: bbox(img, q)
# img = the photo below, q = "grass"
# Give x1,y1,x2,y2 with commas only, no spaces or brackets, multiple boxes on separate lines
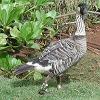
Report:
0,77,100,100
0,51,100,100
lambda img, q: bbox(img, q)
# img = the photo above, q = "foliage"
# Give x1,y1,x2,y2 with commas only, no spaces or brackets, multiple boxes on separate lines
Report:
0,34,7,45
34,0,54,8
0,4,24,26
0,0,56,50
10,10,56,49
34,71,42,80
96,0,100,9
0,0,57,72
0,53,22,70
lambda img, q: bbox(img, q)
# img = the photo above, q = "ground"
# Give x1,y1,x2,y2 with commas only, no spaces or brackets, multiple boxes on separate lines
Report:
0,25,100,100
0,77,100,100
0,51,100,100
87,24,100,54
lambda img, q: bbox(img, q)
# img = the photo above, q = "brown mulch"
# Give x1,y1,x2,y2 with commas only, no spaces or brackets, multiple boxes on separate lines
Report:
87,24,100,55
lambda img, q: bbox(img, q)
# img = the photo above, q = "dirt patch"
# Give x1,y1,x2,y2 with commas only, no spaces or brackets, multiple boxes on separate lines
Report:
87,24,100,55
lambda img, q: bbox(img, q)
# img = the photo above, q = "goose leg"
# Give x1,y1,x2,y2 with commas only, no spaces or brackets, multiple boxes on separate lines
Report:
39,72,53,95
56,75,62,89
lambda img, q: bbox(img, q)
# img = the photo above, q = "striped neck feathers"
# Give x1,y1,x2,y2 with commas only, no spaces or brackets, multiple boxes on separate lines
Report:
75,14,86,36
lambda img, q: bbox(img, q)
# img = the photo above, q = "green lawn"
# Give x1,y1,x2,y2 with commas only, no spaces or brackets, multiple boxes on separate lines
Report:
0,51,100,100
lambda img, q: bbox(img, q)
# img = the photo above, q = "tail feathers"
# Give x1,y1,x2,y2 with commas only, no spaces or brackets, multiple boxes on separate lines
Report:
14,64,34,75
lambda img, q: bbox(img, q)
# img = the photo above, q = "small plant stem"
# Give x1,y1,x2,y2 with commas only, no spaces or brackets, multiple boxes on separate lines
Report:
22,70,35,80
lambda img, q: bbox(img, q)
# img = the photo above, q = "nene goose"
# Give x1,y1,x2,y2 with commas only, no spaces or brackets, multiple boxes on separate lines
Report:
15,3,87,94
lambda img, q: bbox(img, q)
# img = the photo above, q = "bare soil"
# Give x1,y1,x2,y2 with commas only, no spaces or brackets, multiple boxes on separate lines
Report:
87,24,100,54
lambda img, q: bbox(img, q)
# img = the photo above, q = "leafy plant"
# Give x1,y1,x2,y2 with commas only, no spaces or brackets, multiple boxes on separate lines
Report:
10,21,42,49
0,3,25,51
0,33,8,45
34,0,54,7
0,0,57,74
1,0,11,4
34,10,57,37
10,10,57,49
0,33,9,50
96,0,100,9
0,53,22,70
15,0,30,4
0,4,24,27
0,0,56,52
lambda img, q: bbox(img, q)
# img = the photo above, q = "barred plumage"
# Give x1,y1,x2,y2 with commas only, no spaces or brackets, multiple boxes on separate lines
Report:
39,38,83,75
14,3,88,94
38,13,87,75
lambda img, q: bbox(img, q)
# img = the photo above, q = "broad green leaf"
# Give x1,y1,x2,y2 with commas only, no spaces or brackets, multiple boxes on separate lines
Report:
14,21,22,30
1,3,11,9
32,21,43,39
44,2,54,5
0,4,13,26
43,17,54,26
0,33,7,38
1,9,8,26
35,0,51,6
9,57,22,68
0,53,22,70
0,33,7,45
7,6,24,25
0,4,23,26
2,0,11,4
96,0,100,8
32,28,42,39
46,10,57,19
36,10,41,21
0,4,24,26
10,26,20,38
34,71,42,80
35,10,46,21
30,43,40,49
20,21,32,42
15,0,29,3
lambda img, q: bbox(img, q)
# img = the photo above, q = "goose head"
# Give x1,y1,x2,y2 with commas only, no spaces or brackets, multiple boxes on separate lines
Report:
77,3,88,19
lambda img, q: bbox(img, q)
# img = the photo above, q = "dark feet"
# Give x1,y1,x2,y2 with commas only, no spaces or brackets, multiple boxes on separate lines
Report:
38,89,48,95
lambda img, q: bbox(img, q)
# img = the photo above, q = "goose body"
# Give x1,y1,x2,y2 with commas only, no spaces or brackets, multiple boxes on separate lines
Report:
14,3,88,94
38,36,86,75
